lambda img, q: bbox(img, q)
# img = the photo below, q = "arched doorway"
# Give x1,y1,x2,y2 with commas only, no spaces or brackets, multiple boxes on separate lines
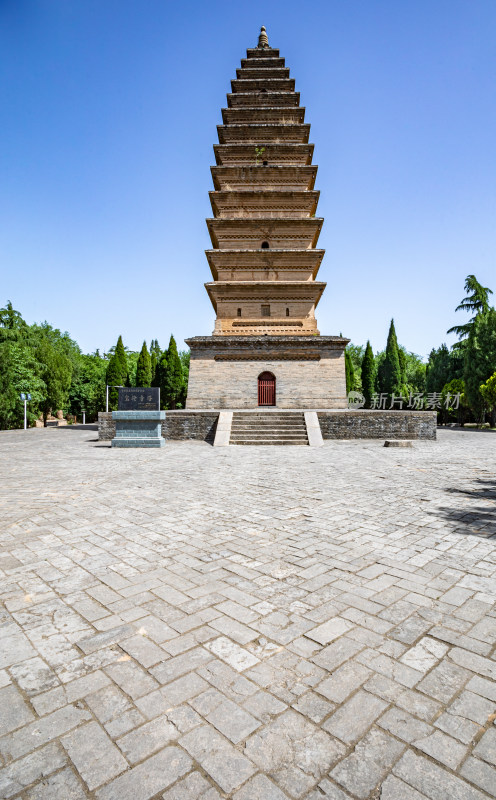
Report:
258,372,276,406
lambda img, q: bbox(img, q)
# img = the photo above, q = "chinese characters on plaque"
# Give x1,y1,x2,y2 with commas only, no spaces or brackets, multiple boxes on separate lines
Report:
117,387,160,411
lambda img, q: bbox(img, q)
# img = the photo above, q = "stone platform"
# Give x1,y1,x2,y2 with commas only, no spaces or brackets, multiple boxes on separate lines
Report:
0,427,495,798
185,336,349,409
99,409,437,443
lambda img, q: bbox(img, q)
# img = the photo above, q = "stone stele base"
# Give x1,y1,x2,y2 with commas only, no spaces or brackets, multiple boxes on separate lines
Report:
184,335,349,409
111,410,165,448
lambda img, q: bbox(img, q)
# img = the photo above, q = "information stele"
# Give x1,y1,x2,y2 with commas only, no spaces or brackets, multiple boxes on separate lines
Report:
117,387,160,411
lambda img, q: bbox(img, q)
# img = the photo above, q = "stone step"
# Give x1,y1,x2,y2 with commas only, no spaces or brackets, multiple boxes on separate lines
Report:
231,439,309,445
232,424,306,428
231,432,308,439
230,411,309,446
231,428,307,435
230,423,307,429
231,420,306,425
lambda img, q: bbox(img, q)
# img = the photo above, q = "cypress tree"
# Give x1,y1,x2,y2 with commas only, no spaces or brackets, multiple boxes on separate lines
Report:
150,351,158,386
426,344,452,392
114,335,127,373
166,335,184,409
150,339,161,387
361,341,376,407
156,350,167,409
160,335,184,409
135,341,152,387
344,349,355,393
378,319,402,395
398,348,407,386
106,335,128,409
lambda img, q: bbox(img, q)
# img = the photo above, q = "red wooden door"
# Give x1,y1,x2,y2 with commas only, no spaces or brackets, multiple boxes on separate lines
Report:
258,372,276,406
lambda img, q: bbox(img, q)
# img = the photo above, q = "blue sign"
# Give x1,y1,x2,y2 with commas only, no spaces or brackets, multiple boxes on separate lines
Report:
20,393,26,401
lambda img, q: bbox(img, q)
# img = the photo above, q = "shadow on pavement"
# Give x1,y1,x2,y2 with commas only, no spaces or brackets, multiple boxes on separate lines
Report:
436,478,496,539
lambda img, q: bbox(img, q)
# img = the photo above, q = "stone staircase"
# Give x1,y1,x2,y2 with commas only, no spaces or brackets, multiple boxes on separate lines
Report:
230,412,309,445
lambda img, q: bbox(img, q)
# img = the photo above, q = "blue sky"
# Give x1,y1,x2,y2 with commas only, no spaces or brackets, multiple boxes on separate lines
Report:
1,0,495,358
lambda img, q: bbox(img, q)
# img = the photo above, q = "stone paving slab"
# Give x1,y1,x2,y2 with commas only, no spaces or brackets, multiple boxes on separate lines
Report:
0,427,495,799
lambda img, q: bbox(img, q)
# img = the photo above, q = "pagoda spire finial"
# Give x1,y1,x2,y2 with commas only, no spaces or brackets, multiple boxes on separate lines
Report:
257,26,269,49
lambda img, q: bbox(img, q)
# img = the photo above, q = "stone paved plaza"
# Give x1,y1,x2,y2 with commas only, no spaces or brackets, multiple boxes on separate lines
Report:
0,427,495,800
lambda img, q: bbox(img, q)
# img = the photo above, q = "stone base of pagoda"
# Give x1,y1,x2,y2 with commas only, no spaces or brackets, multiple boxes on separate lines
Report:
184,335,349,409
98,409,437,443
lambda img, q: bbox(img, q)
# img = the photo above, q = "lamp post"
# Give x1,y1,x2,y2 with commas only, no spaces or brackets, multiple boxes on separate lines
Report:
20,393,32,430
106,385,124,413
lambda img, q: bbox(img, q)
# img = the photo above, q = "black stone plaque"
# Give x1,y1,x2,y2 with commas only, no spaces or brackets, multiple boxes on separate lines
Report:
118,387,160,411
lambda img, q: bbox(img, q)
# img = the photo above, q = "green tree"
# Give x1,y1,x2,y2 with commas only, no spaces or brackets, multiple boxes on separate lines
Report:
105,335,128,409
159,335,184,409
125,351,139,387
426,345,452,393
448,274,493,344
0,304,50,427
464,308,496,423
178,350,190,405
32,322,80,365
0,343,20,428
68,352,107,421
440,378,469,426
377,319,402,395
36,338,73,425
401,349,427,393
179,349,190,376
0,301,26,332
149,339,161,386
480,372,496,428
345,344,364,391
136,341,152,387
29,322,79,424
361,341,376,407
150,339,161,358
8,341,45,426
398,348,406,386
156,349,168,407
344,349,355,394
151,355,158,386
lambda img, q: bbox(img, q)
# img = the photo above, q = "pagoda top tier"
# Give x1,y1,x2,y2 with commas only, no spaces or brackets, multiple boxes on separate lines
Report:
246,47,280,58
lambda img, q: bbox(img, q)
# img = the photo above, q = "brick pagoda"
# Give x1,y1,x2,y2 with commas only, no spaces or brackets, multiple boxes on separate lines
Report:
186,27,349,409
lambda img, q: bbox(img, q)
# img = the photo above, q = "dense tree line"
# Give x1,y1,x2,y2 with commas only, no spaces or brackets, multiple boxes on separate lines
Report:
1,273,494,429
345,275,496,425
345,325,428,402
0,302,190,429
104,333,188,411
